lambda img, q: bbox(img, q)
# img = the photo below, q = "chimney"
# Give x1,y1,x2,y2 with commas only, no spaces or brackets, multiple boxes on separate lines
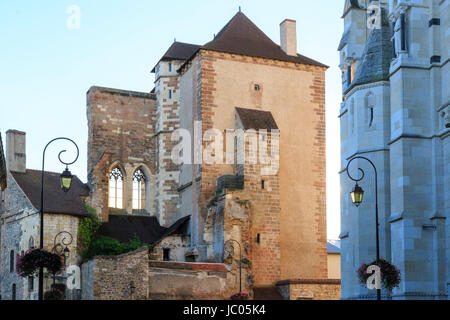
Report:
280,19,297,56
6,130,26,173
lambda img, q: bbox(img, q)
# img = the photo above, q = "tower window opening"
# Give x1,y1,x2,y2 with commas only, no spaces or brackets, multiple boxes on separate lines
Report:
132,169,146,210
109,167,124,209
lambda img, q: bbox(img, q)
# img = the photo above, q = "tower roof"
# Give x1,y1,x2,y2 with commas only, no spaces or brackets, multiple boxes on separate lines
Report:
151,42,201,72
346,9,392,93
180,12,327,70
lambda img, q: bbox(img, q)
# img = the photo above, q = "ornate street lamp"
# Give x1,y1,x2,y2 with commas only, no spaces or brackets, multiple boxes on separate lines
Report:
60,167,74,193
39,138,79,301
350,183,364,207
52,231,73,266
345,156,381,301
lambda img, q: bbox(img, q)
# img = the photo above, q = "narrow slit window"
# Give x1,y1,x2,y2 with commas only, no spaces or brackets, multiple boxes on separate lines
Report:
369,107,374,127
10,250,14,273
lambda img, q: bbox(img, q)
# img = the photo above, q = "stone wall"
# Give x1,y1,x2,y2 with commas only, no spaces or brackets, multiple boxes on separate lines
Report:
81,247,149,300
0,174,83,300
86,86,157,221
81,247,240,300
276,279,341,300
148,261,238,300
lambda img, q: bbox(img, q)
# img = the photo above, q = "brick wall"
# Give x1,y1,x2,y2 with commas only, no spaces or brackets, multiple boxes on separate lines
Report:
86,86,156,221
154,65,182,227
276,279,341,300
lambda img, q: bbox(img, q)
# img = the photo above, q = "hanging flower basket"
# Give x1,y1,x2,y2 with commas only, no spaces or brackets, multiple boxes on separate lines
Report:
230,292,249,300
357,259,401,292
16,248,63,278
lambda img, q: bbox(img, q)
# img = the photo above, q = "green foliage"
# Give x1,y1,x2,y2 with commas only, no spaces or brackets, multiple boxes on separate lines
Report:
81,233,154,261
78,206,102,257
79,206,154,260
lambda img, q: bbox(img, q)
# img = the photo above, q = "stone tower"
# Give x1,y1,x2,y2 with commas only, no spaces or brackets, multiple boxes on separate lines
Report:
339,0,449,299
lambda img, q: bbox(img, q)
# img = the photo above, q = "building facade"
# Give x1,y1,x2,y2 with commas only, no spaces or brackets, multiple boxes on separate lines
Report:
0,130,90,300
87,11,330,291
338,0,449,299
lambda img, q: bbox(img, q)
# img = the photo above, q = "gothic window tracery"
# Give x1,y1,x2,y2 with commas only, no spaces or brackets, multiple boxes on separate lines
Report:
132,169,146,210
109,167,123,209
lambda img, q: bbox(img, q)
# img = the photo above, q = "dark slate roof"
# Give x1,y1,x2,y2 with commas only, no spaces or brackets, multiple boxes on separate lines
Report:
157,215,190,242
338,29,350,51
0,133,6,190
235,107,279,130
180,12,327,70
98,214,190,245
11,169,90,216
342,0,364,18
160,41,201,61
327,242,340,254
346,9,392,93
151,42,201,73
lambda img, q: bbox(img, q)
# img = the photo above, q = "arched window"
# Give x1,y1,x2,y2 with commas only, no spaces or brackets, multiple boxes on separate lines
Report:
109,167,123,209
10,250,15,273
132,169,146,210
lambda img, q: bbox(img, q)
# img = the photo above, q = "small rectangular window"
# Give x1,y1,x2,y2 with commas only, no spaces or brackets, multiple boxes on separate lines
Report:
163,248,170,261
261,180,265,190
28,277,34,291
169,90,172,99
169,63,172,72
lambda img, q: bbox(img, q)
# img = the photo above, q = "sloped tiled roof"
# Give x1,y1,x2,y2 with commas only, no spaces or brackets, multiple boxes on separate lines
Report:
201,12,327,67
151,42,201,72
98,214,190,245
178,12,327,71
0,133,6,190
160,42,201,61
235,107,279,130
11,169,90,216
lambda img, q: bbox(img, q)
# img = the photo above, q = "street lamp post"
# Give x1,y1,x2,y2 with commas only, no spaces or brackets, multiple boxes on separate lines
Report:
224,239,242,295
345,156,381,301
39,138,79,301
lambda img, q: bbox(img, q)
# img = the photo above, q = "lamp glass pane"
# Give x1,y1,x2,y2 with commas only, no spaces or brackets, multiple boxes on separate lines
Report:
61,176,72,191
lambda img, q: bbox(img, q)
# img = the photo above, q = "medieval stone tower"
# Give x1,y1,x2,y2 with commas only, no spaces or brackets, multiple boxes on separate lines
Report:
339,0,449,299
87,11,329,289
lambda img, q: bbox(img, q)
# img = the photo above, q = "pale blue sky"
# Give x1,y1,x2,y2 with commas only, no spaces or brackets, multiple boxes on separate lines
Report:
0,0,344,239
